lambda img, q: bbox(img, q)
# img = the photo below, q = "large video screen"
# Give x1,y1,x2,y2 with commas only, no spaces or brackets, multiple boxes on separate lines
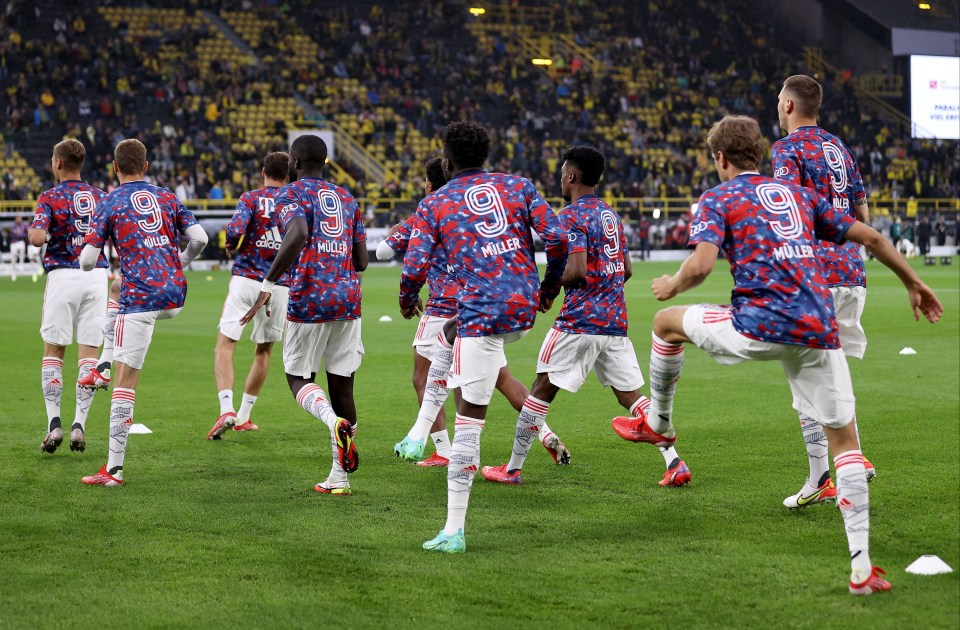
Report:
910,55,960,139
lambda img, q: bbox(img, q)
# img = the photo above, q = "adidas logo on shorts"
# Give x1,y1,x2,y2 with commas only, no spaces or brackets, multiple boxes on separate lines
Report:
256,227,283,250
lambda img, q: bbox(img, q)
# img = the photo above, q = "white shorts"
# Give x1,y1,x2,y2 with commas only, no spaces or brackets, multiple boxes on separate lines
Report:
10,240,24,259
40,268,108,347
412,314,451,360
830,285,867,359
218,275,289,344
449,330,529,406
683,304,855,429
283,319,364,379
114,307,182,370
537,328,644,393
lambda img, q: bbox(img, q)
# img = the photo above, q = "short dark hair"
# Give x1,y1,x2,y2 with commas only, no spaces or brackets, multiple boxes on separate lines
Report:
442,121,489,169
54,139,86,171
561,146,605,186
263,151,290,181
783,75,822,118
290,134,327,169
706,115,764,171
424,157,446,190
114,139,147,176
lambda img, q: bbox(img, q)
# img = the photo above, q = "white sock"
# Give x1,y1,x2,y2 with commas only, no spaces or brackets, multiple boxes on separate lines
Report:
834,450,872,577
659,446,681,469
41,357,64,431
98,299,119,372
237,392,257,423
218,389,234,415
445,414,484,535
326,427,348,486
798,412,830,487
295,383,338,430
431,430,451,458
107,388,135,478
648,334,684,434
409,335,453,442
507,395,549,471
74,358,98,431
538,420,559,445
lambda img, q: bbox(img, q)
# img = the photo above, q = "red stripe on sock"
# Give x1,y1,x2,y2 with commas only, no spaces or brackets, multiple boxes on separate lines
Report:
295,384,321,406
107,300,120,310
523,398,550,415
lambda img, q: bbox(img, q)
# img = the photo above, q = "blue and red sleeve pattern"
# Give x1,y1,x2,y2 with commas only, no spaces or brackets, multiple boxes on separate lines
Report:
391,211,458,318
85,181,198,314
32,181,108,271
771,126,866,287
227,187,289,286
689,173,855,350
275,177,365,323
553,195,628,336
400,171,566,337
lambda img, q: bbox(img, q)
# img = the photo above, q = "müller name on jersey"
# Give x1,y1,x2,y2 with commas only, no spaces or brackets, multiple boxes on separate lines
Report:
316,240,348,255
145,234,171,247
480,237,522,258
773,242,815,261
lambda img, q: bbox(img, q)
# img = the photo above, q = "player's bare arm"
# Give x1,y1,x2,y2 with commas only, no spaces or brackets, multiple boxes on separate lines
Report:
28,228,47,247
560,251,587,287
843,222,943,323
400,298,423,320
240,216,307,325
652,241,719,301
854,198,870,224
623,254,633,282
352,240,369,272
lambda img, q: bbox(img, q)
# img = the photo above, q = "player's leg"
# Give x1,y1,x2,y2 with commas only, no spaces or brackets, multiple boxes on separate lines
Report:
212,332,238,431
833,286,875,479
39,269,81,453
645,305,691,438
234,284,288,432
83,309,166,486
81,276,121,389
424,335,501,553
397,318,455,461
494,364,569,462
71,269,109,451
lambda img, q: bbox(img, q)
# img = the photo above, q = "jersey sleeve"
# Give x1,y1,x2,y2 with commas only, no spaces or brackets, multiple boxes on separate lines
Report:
399,203,436,308
526,181,567,297
349,195,366,243
771,140,803,184
31,191,53,232
385,214,414,255
225,193,254,245
276,187,305,234
843,141,867,203
688,191,725,248
561,208,588,255
174,199,199,234
84,199,110,248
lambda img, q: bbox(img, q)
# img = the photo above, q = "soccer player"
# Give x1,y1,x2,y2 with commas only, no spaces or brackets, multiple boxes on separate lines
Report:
399,121,568,553
382,159,569,467
773,74,876,508
647,116,941,594
78,139,208,486
481,146,689,487
238,135,365,496
9,215,29,279
29,139,108,453
207,152,290,438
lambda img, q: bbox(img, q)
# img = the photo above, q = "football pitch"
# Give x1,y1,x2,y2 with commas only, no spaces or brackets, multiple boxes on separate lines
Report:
1,260,957,629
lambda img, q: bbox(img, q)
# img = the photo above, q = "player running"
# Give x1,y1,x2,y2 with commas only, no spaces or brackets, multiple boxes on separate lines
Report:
207,152,290,438
481,146,688,488
646,116,941,594
381,159,569,467
78,139,208,486
29,139,108,454
773,74,876,508
399,121,568,553
238,135,366,496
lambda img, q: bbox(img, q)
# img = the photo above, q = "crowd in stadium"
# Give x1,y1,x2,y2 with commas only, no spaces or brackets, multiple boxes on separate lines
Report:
1,0,957,220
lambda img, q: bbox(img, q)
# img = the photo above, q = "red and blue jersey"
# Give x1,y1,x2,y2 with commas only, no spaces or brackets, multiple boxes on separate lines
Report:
387,212,457,318
31,181,108,271
275,177,365,323
554,195,629,336
226,186,289,286
689,173,856,350
400,170,567,337
85,181,199,314
771,126,866,287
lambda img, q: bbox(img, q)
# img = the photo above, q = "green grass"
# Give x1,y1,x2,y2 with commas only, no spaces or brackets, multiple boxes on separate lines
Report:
0,260,957,629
